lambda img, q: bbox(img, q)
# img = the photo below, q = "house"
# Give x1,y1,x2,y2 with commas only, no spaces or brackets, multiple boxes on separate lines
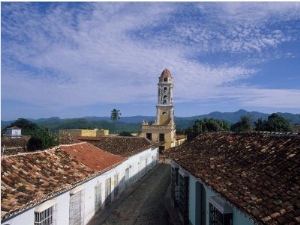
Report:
165,132,300,225
5,126,22,138
1,140,159,225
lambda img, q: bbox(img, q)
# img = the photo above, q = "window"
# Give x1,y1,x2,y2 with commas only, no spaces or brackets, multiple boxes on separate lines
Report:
94,183,102,211
114,174,119,197
164,87,168,93
163,95,168,104
209,196,233,225
162,111,167,116
105,178,111,206
159,146,165,154
171,166,179,207
159,133,165,142
178,170,189,225
34,199,57,225
125,168,130,188
69,186,84,225
146,133,152,140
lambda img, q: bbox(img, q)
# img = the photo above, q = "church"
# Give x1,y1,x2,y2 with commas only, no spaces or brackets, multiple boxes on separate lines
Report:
140,69,177,153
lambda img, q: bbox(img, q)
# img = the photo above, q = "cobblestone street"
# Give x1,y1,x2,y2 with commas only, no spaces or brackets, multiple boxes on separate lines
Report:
88,162,173,225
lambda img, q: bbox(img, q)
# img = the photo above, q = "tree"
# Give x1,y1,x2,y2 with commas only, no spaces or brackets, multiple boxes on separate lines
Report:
185,118,230,140
266,113,291,132
230,115,252,132
27,127,58,151
118,131,133,136
110,109,121,134
254,118,267,131
254,113,291,132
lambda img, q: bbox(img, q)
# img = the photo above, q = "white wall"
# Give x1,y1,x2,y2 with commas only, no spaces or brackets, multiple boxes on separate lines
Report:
2,147,159,225
6,128,21,137
2,208,34,225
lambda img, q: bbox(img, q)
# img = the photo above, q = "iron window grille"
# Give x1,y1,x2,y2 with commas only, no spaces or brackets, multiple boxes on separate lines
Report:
69,186,84,225
34,199,57,225
208,196,233,225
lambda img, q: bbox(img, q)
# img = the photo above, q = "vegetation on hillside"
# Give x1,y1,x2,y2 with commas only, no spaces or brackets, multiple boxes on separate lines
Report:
2,118,58,151
254,113,291,132
1,111,295,144
184,118,230,140
184,113,292,140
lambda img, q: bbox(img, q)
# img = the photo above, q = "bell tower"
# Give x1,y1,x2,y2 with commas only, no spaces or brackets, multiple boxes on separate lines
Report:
156,69,175,126
141,69,176,152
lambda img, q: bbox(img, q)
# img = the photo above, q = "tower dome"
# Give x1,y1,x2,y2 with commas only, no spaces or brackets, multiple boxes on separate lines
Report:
160,69,172,82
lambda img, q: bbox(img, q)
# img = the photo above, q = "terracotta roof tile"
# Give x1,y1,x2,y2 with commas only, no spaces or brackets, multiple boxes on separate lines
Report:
166,132,300,225
60,142,125,171
1,142,125,220
92,136,156,157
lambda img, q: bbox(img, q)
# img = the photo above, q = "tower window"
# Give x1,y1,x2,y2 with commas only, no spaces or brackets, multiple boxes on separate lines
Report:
146,133,152,140
162,112,167,116
164,78,168,82
163,95,168,104
159,133,165,142
164,87,168,93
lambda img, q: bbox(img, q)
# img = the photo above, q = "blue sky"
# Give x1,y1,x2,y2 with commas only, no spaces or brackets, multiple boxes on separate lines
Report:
1,2,300,121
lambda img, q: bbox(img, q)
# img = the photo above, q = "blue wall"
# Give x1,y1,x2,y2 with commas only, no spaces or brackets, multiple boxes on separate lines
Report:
188,172,254,225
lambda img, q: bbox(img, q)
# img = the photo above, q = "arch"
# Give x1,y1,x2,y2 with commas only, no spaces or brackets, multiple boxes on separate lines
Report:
163,95,168,104
164,87,168,93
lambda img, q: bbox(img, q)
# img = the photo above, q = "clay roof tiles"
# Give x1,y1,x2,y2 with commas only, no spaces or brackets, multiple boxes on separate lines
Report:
166,132,300,225
92,136,156,157
1,142,125,220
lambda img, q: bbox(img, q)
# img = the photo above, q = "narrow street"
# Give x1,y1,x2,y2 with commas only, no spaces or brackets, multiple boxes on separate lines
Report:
88,161,173,225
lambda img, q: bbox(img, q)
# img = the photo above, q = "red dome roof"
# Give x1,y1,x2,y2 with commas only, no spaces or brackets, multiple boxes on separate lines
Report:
160,69,172,79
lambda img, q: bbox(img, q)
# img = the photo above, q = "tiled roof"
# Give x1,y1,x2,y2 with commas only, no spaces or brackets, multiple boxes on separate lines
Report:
76,136,101,141
60,142,125,171
175,135,187,140
6,126,21,130
93,136,156,157
165,132,300,225
1,142,125,220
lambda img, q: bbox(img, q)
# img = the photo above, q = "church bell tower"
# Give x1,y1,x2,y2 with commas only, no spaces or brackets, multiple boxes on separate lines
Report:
156,69,175,126
141,69,176,152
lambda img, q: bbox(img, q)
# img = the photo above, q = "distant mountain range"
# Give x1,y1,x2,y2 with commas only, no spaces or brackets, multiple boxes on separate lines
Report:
85,109,300,125
2,109,300,132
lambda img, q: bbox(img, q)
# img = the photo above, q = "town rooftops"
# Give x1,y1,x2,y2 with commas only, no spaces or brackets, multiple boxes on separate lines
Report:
165,132,300,225
87,136,157,157
1,142,125,220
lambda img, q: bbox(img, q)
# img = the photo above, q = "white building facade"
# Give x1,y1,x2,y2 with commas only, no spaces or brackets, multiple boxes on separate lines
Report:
1,144,158,225
5,126,22,138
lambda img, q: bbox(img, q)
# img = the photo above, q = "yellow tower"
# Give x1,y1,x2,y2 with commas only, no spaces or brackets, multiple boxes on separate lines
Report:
141,69,176,153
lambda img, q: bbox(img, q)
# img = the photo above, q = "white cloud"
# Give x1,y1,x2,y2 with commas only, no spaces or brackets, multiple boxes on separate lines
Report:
1,2,300,119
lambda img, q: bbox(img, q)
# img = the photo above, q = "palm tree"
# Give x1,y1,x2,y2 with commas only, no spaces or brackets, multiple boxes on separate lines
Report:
110,109,121,134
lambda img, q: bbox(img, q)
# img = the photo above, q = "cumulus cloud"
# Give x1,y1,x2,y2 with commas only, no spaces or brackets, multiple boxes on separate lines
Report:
1,2,300,119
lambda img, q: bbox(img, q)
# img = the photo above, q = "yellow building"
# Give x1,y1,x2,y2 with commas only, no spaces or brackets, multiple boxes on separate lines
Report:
141,69,176,153
59,129,109,138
